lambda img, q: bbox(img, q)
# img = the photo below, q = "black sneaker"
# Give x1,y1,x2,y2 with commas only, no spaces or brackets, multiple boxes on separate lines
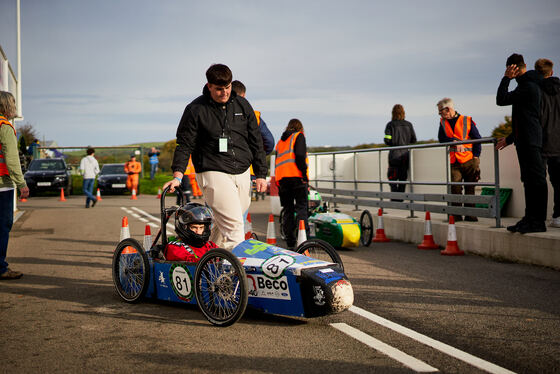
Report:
452,215,463,222
92,198,97,207
507,218,527,233
517,220,547,234
464,216,478,222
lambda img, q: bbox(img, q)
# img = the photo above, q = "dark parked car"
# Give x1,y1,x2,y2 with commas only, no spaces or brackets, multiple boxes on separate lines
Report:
97,163,136,194
24,158,72,196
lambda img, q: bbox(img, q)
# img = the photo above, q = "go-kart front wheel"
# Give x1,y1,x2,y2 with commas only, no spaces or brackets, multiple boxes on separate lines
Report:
296,239,344,272
194,248,248,327
112,238,150,303
360,210,373,247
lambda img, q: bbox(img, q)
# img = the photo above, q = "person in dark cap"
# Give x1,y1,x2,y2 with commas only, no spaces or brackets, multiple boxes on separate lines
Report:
496,53,547,233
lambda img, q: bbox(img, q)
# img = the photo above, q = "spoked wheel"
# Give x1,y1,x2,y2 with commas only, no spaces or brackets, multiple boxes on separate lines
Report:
112,238,150,303
360,210,373,247
195,248,248,327
296,238,344,272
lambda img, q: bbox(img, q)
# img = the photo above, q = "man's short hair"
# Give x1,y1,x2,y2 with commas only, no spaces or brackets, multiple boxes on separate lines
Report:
437,97,454,110
86,147,95,155
506,53,526,68
231,80,246,96
535,58,554,77
206,64,232,86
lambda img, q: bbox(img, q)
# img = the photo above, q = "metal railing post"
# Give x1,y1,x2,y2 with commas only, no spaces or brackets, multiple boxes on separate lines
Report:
353,152,358,211
493,140,502,228
408,148,415,218
332,153,337,208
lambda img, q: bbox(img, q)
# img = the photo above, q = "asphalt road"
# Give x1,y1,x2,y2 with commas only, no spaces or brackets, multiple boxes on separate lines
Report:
2,194,559,373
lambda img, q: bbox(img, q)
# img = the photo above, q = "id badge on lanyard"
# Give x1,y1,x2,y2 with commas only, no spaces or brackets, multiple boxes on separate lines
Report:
219,137,228,153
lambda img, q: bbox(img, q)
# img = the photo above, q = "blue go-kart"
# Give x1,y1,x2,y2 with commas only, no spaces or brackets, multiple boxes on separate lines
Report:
112,186,354,326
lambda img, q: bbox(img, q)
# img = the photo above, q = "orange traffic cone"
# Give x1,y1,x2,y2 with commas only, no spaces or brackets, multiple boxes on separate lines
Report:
19,196,27,202
373,208,390,242
296,219,307,247
418,211,439,249
156,188,162,199
245,213,254,240
441,215,464,256
266,214,277,244
120,216,130,241
131,188,138,200
59,188,66,202
143,224,152,250
96,188,102,201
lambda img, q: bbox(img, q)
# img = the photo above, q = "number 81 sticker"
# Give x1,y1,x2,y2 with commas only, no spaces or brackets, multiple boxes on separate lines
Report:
262,255,295,279
170,264,193,301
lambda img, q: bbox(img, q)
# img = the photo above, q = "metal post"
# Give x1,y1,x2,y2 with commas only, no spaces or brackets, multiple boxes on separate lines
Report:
16,0,22,119
332,153,336,208
493,140,502,228
408,147,415,218
445,145,450,216
353,152,358,210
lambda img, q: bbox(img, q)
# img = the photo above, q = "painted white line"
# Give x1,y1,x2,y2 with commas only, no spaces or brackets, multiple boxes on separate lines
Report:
130,206,174,232
331,323,438,372
349,306,516,374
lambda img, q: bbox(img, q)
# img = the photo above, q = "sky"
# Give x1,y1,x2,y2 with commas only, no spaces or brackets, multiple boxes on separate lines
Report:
1,0,560,147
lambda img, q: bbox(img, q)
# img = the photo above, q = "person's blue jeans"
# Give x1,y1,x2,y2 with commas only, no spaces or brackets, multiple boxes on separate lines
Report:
150,163,158,180
83,178,96,207
0,189,14,274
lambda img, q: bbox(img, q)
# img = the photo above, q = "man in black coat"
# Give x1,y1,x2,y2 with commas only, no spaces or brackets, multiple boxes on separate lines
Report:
535,58,560,228
164,64,268,249
496,53,547,233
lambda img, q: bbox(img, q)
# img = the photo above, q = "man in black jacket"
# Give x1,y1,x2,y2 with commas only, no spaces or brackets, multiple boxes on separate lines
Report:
164,64,268,249
535,58,560,228
496,53,547,233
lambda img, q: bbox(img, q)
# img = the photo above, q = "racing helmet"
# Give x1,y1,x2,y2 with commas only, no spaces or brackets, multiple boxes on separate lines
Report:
308,188,322,212
175,203,214,247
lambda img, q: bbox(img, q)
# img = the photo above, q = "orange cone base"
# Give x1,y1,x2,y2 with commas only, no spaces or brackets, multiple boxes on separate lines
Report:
373,229,390,242
19,198,27,202
418,236,439,250
267,238,277,244
440,242,464,256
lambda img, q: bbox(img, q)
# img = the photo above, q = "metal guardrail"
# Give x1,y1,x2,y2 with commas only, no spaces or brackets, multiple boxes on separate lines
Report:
308,137,502,227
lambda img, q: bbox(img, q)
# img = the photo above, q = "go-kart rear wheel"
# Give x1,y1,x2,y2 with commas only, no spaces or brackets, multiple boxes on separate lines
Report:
195,248,248,327
112,238,150,303
296,239,344,272
360,210,373,247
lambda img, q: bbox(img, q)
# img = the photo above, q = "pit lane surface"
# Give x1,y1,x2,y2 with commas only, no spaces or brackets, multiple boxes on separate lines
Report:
2,195,559,373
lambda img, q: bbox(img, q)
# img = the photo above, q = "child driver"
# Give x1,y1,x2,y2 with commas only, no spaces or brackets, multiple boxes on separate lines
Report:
165,203,217,262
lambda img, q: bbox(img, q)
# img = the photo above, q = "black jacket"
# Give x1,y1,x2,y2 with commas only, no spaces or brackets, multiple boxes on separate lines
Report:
172,86,268,178
540,76,560,157
277,129,308,183
384,120,416,167
496,70,543,148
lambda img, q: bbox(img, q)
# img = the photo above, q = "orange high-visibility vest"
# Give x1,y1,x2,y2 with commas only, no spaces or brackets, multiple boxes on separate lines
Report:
441,115,473,164
0,116,16,176
275,131,309,183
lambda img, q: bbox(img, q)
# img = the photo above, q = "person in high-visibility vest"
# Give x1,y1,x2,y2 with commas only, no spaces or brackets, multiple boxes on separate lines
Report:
275,118,309,249
437,97,482,222
0,91,29,280
124,155,142,193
